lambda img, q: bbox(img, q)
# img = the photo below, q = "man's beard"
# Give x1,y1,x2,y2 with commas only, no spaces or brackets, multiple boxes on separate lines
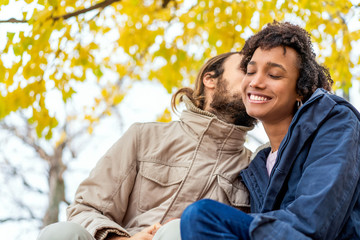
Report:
208,78,255,127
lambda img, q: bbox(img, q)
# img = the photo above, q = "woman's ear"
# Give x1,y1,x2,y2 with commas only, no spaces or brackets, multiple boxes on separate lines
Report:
203,71,217,90
296,94,303,103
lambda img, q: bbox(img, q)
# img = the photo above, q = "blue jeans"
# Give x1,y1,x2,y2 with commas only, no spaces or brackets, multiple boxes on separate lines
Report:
180,199,253,240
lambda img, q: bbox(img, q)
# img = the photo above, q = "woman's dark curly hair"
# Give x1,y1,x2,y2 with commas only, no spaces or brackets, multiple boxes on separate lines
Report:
240,21,333,103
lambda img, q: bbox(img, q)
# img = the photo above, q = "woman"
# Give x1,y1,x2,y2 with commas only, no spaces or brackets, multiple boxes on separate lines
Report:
180,22,360,240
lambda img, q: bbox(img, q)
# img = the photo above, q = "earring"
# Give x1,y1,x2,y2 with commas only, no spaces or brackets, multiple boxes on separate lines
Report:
297,100,303,109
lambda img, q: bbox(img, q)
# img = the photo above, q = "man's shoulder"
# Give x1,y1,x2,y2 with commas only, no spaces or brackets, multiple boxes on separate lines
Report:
132,120,181,128
250,142,271,161
127,120,183,136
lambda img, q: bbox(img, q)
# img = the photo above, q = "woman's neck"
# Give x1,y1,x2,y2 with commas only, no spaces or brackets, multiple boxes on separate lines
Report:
262,118,292,152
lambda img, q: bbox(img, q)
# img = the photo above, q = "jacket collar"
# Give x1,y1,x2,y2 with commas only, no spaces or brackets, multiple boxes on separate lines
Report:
179,96,253,151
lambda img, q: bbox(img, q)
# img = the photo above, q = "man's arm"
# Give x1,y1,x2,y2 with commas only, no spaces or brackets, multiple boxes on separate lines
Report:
67,124,141,239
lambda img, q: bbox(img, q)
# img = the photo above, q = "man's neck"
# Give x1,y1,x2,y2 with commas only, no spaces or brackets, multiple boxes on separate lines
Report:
204,105,234,124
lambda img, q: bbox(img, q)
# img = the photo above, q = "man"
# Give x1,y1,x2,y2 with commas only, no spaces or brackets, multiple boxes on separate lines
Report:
37,52,256,240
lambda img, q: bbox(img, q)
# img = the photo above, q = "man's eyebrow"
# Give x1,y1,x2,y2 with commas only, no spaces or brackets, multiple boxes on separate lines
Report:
267,62,286,72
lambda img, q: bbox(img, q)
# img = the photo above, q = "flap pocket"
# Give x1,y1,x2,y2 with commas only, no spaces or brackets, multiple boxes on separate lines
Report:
139,161,187,186
137,161,188,211
217,174,250,207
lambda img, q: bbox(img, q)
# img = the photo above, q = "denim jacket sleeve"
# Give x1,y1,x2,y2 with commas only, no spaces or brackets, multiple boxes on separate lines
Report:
249,104,360,240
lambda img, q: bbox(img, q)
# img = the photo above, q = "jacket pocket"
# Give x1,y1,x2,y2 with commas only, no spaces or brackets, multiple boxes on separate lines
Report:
217,174,250,208
138,161,187,212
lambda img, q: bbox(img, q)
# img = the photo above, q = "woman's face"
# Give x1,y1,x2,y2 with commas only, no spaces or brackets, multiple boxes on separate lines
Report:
241,46,301,124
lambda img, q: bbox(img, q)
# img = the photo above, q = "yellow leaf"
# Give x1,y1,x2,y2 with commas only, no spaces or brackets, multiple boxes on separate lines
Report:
101,89,109,98
48,0,57,7
88,126,94,134
113,93,125,105
157,108,172,122
0,0,9,5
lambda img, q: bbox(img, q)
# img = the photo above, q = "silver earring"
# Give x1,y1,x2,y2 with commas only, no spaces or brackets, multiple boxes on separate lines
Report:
297,100,303,109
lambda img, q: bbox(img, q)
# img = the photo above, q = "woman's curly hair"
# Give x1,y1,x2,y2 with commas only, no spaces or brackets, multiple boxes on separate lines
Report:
240,21,333,103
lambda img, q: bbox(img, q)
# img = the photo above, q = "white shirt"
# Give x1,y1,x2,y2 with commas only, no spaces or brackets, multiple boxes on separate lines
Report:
266,150,278,176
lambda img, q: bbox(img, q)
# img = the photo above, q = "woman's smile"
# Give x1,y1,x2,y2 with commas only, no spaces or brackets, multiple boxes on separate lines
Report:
248,93,272,103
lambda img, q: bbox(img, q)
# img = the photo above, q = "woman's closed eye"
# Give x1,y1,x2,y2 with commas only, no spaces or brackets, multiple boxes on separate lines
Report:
269,74,282,79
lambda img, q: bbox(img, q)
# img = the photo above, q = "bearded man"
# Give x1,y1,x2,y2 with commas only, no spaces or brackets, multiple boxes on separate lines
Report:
37,52,256,240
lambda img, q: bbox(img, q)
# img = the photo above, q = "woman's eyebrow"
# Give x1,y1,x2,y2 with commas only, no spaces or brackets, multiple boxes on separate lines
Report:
266,62,287,72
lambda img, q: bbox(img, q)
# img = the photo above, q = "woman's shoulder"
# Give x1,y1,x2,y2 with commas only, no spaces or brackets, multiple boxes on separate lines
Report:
300,89,360,124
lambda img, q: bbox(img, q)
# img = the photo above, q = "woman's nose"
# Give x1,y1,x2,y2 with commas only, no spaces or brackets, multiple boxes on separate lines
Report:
249,74,265,89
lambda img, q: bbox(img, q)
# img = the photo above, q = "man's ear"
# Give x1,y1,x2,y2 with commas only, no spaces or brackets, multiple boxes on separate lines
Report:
203,72,217,90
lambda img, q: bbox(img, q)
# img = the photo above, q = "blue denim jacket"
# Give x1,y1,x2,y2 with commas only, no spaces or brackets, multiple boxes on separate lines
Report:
241,88,360,240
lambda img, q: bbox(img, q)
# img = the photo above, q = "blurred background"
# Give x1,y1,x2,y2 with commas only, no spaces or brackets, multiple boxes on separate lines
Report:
0,0,359,239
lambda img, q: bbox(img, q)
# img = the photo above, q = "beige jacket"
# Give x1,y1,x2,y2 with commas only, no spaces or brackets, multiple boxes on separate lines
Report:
67,98,253,240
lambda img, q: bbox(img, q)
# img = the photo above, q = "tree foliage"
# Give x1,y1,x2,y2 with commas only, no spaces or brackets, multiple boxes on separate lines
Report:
0,0,359,231
1,0,359,139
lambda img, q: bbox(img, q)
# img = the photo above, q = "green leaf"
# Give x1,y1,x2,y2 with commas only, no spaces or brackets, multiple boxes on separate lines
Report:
93,66,103,78
12,45,22,56
7,32,15,41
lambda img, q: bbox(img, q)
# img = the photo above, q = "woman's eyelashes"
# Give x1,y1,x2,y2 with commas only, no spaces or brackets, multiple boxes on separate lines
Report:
245,71,282,79
269,74,282,79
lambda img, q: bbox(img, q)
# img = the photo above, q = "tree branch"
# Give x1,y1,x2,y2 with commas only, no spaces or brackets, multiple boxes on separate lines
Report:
3,158,46,195
0,122,51,162
0,0,122,24
0,18,27,23
0,217,41,223
53,0,121,21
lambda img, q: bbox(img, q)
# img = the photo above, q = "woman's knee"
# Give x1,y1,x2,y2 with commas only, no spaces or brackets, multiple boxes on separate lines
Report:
37,222,94,240
182,199,219,221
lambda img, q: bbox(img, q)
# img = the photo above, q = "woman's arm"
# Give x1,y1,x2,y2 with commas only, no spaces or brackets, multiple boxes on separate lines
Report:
250,105,360,239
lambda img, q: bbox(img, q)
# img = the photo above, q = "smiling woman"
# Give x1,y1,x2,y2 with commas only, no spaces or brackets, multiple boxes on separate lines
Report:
178,21,360,240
